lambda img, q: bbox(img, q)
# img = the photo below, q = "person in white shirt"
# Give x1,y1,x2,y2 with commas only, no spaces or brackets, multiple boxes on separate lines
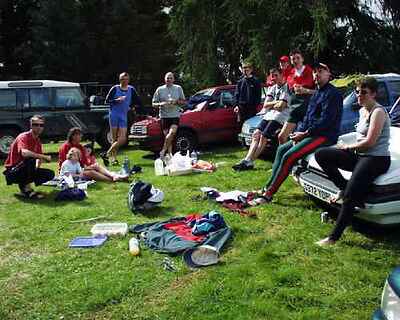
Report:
233,67,290,171
60,147,83,178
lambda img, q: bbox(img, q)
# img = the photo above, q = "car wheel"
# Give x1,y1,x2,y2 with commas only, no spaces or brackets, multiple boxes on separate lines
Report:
96,124,112,150
0,128,19,158
175,130,197,152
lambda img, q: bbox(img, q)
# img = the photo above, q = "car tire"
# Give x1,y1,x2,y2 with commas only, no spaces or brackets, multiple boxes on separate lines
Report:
175,130,197,152
0,128,19,158
96,124,112,150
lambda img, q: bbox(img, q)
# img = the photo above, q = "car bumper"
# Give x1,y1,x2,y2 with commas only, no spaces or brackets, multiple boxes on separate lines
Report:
297,169,400,225
128,134,162,151
372,309,387,320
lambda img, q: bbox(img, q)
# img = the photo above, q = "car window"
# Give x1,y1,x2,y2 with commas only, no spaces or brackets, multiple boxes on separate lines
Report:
16,89,29,108
55,87,85,108
220,90,234,106
0,89,16,108
376,82,389,106
30,88,50,108
389,80,400,102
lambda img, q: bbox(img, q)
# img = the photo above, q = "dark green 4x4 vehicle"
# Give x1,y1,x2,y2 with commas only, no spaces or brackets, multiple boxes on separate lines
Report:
0,80,111,157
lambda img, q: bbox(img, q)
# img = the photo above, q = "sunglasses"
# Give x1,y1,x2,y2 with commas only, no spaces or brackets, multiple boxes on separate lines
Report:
355,89,369,96
31,123,45,127
120,78,129,81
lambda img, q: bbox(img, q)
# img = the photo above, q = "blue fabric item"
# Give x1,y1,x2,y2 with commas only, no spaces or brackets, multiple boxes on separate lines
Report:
55,188,86,201
186,94,213,110
106,85,143,114
190,211,227,235
298,82,343,144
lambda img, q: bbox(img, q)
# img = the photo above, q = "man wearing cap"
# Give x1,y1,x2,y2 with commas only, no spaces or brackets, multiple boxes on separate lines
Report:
3,115,54,199
250,62,343,205
234,61,262,123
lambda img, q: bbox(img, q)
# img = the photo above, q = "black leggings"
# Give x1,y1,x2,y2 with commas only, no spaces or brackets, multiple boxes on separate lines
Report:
315,147,390,241
3,158,55,191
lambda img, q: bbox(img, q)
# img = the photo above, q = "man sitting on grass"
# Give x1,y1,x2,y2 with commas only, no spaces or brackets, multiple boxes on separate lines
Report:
3,115,54,199
233,67,290,171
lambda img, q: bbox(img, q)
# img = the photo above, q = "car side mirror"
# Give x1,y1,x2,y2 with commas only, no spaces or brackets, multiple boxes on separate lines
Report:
351,102,361,111
208,101,218,110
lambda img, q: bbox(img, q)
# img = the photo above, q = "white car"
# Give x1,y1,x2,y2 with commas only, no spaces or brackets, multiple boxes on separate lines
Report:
293,103,400,225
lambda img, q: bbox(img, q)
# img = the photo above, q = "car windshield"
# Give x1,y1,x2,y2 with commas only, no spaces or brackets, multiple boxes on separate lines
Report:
192,88,215,97
343,91,356,106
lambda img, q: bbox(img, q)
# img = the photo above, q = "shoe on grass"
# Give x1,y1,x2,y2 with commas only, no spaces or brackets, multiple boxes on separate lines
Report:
315,237,336,247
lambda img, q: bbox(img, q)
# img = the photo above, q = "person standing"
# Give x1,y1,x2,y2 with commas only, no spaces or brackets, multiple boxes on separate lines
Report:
250,63,342,205
152,72,186,157
104,72,142,165
3,115,54,199
234,61,262,123
315,77,391,246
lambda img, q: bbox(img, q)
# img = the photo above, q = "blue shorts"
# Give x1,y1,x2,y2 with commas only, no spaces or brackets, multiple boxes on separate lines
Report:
109,112,127,128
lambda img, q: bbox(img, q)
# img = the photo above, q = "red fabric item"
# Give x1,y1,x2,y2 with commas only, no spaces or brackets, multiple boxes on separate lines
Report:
58,142,89,170
86,154,97,166
163,214,207,242
5,131,43,168
286,64,315,90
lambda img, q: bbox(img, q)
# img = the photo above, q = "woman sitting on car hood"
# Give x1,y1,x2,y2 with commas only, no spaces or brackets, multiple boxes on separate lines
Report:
315,77,391,246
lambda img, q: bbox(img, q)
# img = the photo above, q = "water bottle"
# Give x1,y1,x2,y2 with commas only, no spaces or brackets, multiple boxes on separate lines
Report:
155,158,165,176
122,156,130,175
164,153,172,167
190,150,198,164
129,237,140,256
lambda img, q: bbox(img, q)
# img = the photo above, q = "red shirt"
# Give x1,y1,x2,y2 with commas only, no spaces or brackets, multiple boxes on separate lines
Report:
286,65,315,90
58,142,89,170
5,131,43,168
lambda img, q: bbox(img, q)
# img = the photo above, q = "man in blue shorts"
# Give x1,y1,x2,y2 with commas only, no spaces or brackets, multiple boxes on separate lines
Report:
105,72,142,165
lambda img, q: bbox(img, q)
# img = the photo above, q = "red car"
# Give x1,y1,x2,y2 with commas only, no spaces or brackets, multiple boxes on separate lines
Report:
129,85,264,152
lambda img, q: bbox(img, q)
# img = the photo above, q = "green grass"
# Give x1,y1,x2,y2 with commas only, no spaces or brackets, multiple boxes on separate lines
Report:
1,143,400,320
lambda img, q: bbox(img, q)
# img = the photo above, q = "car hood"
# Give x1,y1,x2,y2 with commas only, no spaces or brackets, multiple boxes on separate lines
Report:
306,127,400,185
133,116,159,126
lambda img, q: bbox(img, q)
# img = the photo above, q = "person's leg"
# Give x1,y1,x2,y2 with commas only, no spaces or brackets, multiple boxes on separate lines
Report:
265,136,328,197
82,169,114,182
278,122,296,144
165,124,178,155
107,127,119,159
252,120,282,160
264,140,294,189
327,156,391,241
244,129,262,161
85,164,115,179
8,158,37,192
314,147,358,191
33,167,55,186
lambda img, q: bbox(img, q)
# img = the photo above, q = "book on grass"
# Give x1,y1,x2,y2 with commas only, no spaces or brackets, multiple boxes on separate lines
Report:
69,235,108,248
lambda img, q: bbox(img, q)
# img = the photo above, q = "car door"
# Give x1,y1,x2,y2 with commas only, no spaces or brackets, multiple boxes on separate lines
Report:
200,88,239,143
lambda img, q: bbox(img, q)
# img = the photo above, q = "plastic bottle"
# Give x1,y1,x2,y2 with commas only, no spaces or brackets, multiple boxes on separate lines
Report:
190,150,198,164
154,158,165,176
164,153,172,167
122,156,130,175
129,237,140,256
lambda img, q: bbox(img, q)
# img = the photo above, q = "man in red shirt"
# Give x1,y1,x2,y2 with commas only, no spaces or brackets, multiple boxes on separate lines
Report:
3,115,54,199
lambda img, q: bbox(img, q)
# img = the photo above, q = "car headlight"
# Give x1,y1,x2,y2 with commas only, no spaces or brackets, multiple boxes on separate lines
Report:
381,280,400,320
242,123,250,134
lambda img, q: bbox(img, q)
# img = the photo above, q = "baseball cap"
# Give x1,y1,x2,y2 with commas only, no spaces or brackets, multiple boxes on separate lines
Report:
313,62,330,73
279,55,290,63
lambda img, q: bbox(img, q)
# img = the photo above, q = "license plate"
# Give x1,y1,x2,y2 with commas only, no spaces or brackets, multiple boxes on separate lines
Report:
302,181,334,202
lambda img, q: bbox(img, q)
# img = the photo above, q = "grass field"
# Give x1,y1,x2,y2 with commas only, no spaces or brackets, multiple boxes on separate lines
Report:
1,143,399,320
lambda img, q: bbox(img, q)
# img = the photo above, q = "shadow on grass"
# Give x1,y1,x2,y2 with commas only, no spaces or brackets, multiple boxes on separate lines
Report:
133,206,175,218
